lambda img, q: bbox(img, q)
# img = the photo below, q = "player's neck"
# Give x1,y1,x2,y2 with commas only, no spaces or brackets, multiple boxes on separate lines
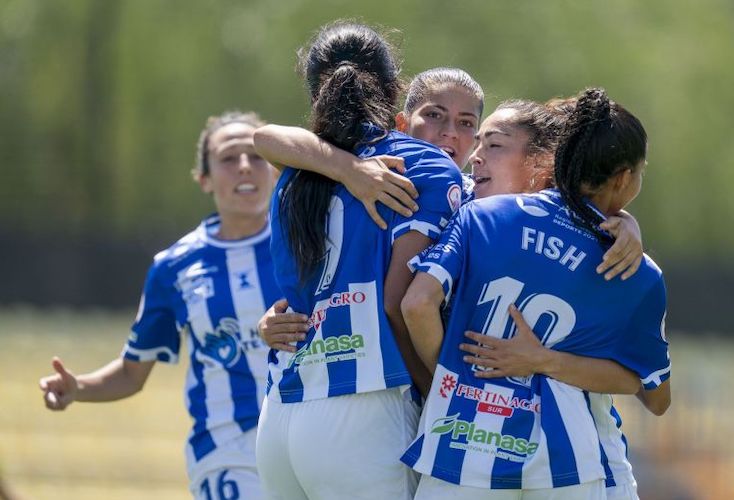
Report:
216,212,268,240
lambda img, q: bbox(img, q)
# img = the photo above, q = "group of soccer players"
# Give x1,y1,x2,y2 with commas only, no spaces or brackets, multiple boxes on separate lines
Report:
39,20,670,500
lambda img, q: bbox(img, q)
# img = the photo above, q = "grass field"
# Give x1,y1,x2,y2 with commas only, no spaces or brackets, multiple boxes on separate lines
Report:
1,307,732,500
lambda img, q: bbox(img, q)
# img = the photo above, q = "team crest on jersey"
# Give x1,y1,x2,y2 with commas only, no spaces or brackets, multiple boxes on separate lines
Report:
176,262,217,305
447,184,462,213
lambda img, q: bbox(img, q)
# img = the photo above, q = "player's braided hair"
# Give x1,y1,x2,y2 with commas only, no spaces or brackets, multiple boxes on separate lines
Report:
280,21,403,283
404,67,484,117
194,111,265,177
554,88,647,245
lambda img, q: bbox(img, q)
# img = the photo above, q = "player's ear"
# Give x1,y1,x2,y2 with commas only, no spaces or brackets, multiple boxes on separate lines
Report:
196,172,213,194
395,111,409,133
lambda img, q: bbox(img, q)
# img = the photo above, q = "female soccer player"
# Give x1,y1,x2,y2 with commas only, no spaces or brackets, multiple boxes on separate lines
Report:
39,111,281,499
401,88,670,499
259,96,648,499
254,22,464,499
460,98,653,500
255,71,644,351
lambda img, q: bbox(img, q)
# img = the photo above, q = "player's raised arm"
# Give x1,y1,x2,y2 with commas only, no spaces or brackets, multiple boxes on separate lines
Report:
253,124,418,229
39,355,154,410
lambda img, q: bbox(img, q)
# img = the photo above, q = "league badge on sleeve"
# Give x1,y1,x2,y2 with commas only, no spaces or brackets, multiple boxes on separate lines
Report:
447,183,462,213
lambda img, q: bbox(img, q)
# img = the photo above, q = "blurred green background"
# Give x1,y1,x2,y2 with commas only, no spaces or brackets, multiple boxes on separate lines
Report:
1,1,732,499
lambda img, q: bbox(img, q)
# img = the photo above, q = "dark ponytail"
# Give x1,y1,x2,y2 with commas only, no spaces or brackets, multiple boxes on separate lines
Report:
554,88,647,245
280,22,402,282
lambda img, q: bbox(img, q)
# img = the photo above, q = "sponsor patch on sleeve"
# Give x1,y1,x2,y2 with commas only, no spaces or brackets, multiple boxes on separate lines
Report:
447,184,462,213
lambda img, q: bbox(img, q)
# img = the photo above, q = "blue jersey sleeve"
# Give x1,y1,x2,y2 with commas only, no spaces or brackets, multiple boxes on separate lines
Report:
408,207,467,304
391,153,463,243
123,261,181,363
614,278,670,389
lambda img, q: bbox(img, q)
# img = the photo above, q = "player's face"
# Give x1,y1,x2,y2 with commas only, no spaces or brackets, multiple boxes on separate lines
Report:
399,85,480,169
610,160,645,213
200,123,275,220
469,108,534,199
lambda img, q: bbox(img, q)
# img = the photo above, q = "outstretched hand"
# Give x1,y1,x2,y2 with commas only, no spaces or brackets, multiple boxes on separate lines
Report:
460,305,551,378
39,356,78,410
257,299,308,353
341,155,419,230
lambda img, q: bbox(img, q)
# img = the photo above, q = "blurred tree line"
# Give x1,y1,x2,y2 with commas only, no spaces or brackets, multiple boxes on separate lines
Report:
1,0,732,330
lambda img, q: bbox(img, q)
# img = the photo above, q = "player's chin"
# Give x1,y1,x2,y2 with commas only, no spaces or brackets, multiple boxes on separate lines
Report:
473,182,495,199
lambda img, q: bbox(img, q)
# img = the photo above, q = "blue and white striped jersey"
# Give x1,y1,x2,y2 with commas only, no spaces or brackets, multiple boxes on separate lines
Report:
402,190,670,490
123,214,281,473
267,126,463,404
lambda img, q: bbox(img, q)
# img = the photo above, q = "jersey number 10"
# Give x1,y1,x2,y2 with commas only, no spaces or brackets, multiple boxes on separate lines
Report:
473,276,576,380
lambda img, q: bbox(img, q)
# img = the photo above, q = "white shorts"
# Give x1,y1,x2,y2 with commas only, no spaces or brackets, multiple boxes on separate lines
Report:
256,387,420,500
606,480,639,500
189,426,263,499
414,474,606,500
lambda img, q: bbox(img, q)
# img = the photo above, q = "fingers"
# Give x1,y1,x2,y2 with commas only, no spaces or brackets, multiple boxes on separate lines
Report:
462,353,495,368
374,155,406,174
362,201,388,230
52,356,69,377
598,234,630,275
376,192,413,218
620,255,642,281
268,312,309,325
383,180,419,212
459,341,496,359
266,333,306,353
463,331,500,347
599,237,639,280
507,305,532,335
40,376,68,410
599,216,621,235
386,171,419,200
272,298,289,313
44,391,65,410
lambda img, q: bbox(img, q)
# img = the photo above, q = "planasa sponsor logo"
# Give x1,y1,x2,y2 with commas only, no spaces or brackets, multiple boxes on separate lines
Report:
287,333,365,369
431,414,539,458
308,291,367,329
455,384,541,416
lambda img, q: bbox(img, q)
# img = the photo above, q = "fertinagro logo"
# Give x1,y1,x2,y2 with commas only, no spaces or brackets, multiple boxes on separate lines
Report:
431,414,539,460
288,334,365,368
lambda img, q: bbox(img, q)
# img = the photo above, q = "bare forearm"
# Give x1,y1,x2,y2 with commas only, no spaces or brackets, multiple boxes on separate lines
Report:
75,358,153,402
540,351,640,394
635,379,671,416
386,305,433,396
401,305,444,375
253,125,353,180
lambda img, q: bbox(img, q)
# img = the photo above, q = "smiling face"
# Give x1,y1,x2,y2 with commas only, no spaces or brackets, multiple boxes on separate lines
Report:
397,84,480,168
198,122,275,223
469,108,535,199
